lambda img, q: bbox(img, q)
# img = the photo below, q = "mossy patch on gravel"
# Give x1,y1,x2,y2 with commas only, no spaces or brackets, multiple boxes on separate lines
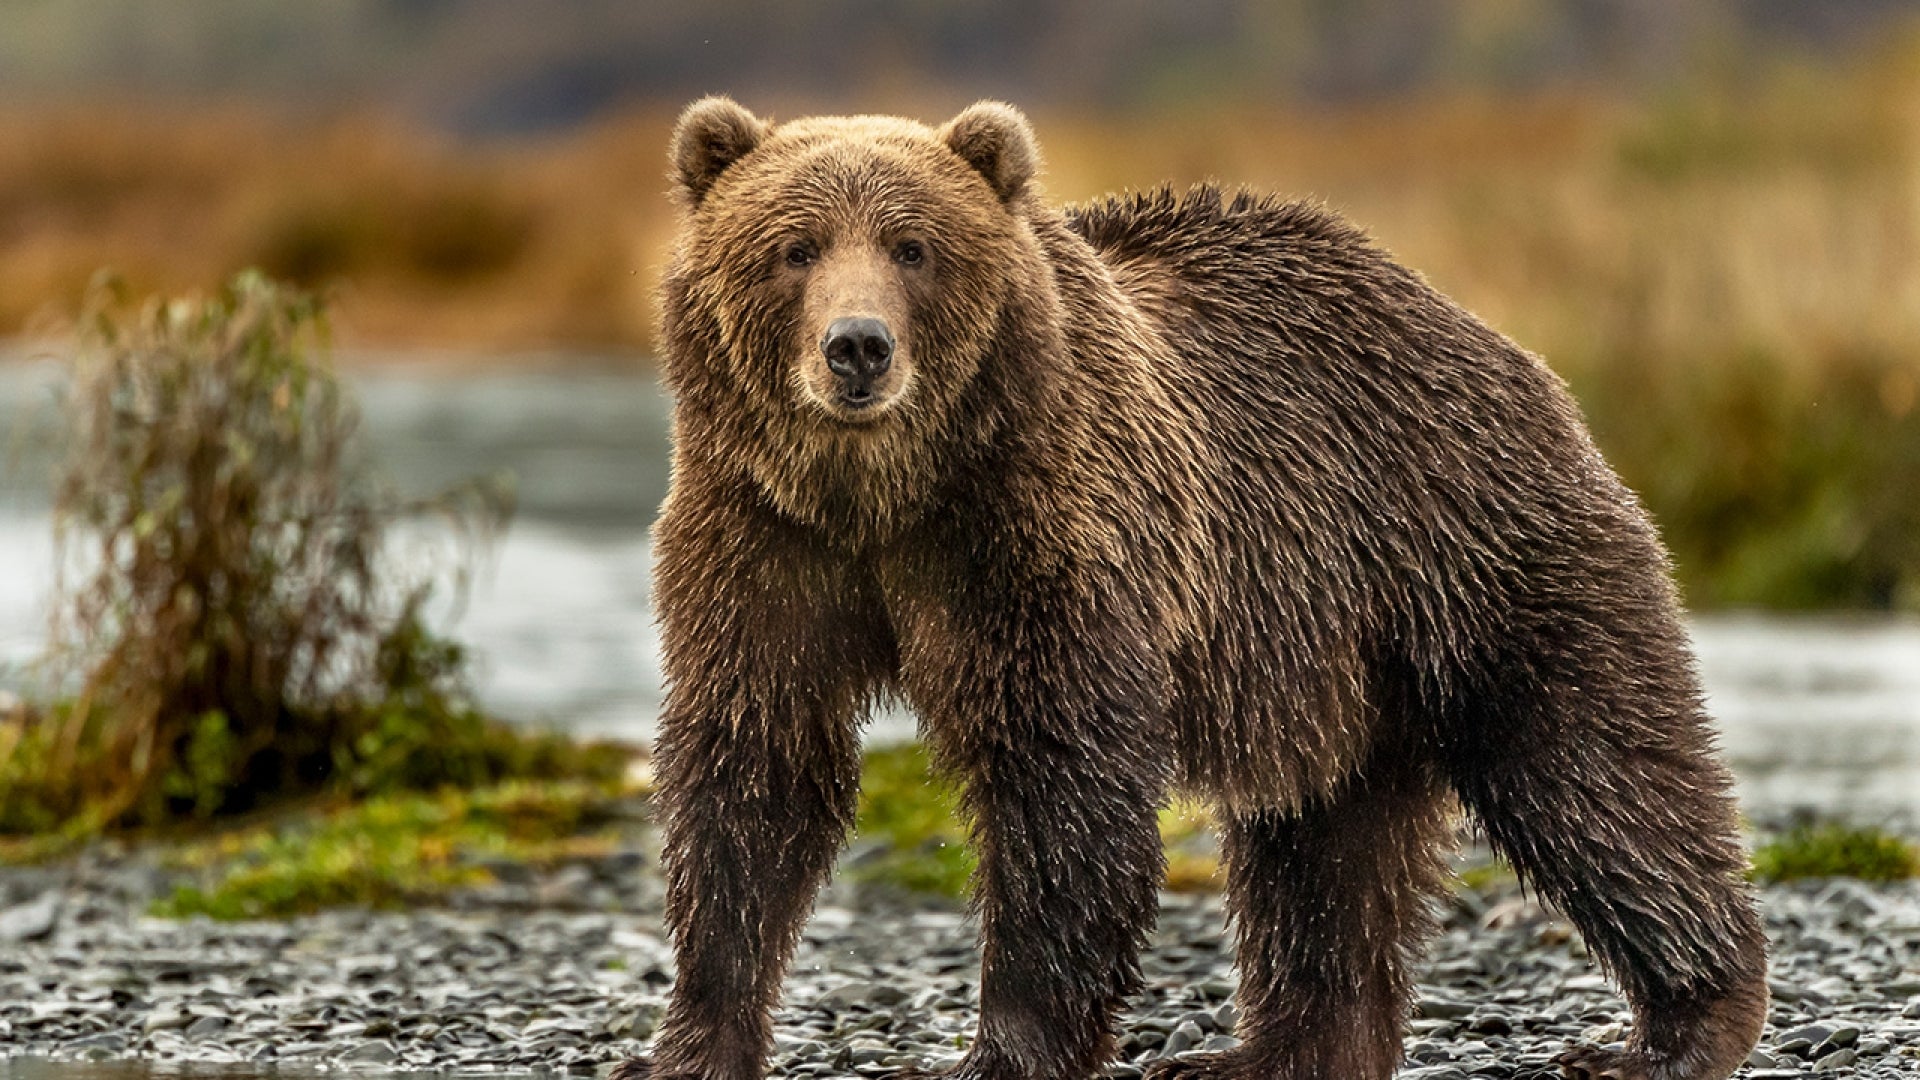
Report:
850,743,976,897
850,743,1224,899
152,777,642,920
1750,821,1920,883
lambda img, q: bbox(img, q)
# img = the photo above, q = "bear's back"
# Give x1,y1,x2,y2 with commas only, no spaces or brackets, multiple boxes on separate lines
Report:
1066,186,1659,704
1064,184,1613,549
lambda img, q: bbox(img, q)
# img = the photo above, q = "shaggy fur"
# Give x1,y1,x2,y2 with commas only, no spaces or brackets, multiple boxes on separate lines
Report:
609,98,1768,1080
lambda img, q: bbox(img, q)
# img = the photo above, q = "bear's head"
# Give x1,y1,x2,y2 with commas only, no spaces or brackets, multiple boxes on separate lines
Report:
660,98,1054,538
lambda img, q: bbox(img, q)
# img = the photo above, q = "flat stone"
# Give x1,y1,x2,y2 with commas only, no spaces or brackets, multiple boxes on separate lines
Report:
818,982,882,1012
0,893,58,943
1418,996,1476,1020
1468,1013,1514,1036
1779,1024,1835,1046
144,1008,193,1033
340,1040,397,1064
1814,1025,1860,1050
1399,1067,1470,1080
184,1014,230,1040
1811,1048,1855,1073
1197,979,1235,1001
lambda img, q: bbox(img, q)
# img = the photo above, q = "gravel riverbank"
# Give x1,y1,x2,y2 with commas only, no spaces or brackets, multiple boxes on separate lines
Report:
2,852,1918,1078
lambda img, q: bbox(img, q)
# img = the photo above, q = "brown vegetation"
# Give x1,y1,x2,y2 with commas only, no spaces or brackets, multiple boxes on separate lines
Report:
0,274,589,851
1,45,1917,607
2,48,1915,363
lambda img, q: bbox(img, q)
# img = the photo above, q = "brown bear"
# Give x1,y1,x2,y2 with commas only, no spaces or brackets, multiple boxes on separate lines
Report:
611,97,1768,1080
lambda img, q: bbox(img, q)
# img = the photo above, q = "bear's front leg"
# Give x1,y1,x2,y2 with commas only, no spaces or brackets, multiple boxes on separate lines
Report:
957,731,1168,1079
613,490,896,1080
907,583,1172,1080
623,700,861,1080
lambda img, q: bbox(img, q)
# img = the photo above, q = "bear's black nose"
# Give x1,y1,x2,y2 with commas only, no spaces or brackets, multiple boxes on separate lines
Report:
822,317,894,382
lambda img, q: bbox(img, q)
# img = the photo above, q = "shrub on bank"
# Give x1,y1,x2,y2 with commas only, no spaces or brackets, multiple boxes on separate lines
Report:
0,272,623,857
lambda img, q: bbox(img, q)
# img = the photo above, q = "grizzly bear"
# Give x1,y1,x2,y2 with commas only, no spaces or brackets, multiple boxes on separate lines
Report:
611,98,1768,1080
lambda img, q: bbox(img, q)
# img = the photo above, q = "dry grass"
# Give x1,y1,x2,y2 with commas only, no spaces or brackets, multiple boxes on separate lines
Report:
0,104,671,351
3,48,1916,365
3,46,1919,606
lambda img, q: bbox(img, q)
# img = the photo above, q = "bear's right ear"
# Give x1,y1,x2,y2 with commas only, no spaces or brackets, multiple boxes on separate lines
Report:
942,101,1038,203
670,97,768,206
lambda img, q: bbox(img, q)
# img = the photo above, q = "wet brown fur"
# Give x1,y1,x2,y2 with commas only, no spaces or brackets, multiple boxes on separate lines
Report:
610,98,1768,1080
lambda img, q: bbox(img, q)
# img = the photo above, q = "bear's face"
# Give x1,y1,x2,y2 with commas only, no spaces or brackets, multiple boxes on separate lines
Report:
665,99,1041,437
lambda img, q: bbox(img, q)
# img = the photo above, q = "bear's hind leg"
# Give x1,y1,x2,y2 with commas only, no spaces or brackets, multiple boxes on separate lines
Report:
1149,758,1452,1080
1445,628,1768,1080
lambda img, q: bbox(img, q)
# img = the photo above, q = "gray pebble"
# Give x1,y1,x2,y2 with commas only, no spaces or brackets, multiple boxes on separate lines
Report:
1780,1024,1836,1046
1163,1025,1197,1057
1399,1066,1471,1080
1812,1048,1856,1073
1818,1026,1861,1050
0,893,58,943
183,1015,230,1040
1,849,1917,1076
1419,995,1477,1020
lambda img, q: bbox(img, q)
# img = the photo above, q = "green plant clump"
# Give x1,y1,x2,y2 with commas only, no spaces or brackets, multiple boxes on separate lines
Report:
1575,348,1920,612
851,743,976,898
0,272,614,854
849,744,1227,897
153,779,632,920
1750,822,1920,883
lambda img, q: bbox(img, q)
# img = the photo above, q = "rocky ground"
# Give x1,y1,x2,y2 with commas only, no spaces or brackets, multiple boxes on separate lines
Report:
1,850,1918,1079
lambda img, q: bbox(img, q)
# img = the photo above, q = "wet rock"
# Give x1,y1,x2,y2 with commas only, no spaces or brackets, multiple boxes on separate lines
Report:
1399,1066,1471,1080
1811,1047,1855,1073
1,848,1918,1076
1813,1025,1860,1053
1467,1013,1514,1036
1419,995,1477,1020
0,893,58,942
342,1039,400,1063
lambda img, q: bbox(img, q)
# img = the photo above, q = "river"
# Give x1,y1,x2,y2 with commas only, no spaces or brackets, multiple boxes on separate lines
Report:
3,357,1916,825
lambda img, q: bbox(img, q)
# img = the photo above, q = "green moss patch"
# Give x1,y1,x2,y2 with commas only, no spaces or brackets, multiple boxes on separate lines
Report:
848,744,1225,898
1751,822,1920,883
850,744,976,898
152,778,639,920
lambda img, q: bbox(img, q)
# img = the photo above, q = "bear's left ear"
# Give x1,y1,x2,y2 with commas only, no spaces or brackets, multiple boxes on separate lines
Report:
671,96,768,206
941,101,1038,203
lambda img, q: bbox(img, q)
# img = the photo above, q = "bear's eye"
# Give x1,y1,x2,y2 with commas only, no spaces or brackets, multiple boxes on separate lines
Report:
784,242,816,268
892,240,925,266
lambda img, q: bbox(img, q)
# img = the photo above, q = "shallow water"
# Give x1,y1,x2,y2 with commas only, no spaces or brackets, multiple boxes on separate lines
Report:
3,357,1918,824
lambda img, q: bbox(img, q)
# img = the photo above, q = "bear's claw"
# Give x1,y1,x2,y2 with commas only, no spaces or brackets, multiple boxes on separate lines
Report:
605,1058,652,1080
887,1053,1006,1068
1142,1049,1263,1080
1554,1044,1655,1080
